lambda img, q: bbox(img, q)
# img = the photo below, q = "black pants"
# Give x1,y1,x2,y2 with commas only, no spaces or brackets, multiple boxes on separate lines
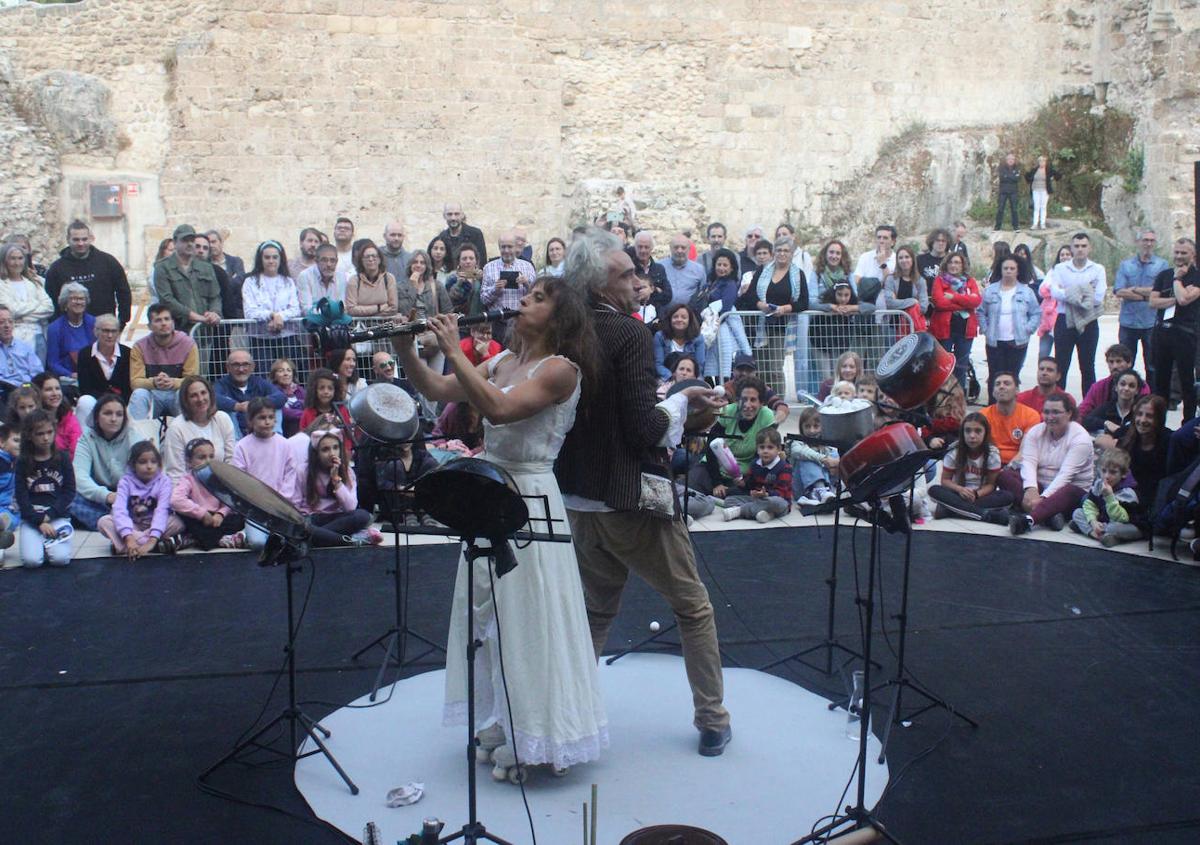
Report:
1152,325,1197,422
995,192,1019,229
310,509,372,546
929,485,1014,520
180,512,246,550
984,340,1030,404
1054,315,1100,395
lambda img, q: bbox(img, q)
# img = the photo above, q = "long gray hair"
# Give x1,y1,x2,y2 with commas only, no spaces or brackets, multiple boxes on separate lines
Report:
0,243,36,282
563,226,621,303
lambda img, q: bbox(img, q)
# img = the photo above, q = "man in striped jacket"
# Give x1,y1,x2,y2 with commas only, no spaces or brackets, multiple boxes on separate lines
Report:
557,228,734,757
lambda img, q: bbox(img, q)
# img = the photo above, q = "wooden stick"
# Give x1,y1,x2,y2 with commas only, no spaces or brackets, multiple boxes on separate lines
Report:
590,783,598,845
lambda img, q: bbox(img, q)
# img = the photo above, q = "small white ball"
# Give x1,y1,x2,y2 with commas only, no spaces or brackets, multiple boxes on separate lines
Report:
650,621,661,632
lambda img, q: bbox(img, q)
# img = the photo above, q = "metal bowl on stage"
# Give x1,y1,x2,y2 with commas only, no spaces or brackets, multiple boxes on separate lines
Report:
197,461,309,541
875,331,955,410
349,381,420,444
414,457,529,538
619,825,729,845
818,400,876,448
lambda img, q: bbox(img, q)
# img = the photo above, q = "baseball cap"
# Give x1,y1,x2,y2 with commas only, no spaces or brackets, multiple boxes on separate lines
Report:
172,224,197,241
732,353,756,370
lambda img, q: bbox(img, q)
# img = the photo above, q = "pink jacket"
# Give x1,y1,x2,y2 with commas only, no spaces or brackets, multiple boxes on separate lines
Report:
170,471,231,521
1037,279,1057,336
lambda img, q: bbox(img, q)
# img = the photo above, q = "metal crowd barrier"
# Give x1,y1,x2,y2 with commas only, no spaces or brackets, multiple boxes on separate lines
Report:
713,309,915,402
189,317,402,385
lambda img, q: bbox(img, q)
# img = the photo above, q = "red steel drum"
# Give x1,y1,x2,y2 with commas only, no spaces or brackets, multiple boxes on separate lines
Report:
875,331,955,410
839,422,928,499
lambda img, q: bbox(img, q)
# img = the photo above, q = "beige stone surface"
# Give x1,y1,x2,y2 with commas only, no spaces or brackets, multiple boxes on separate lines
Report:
0,0,1195,271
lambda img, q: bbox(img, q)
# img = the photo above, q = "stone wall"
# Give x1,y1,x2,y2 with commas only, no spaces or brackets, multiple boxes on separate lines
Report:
0,0,1195,273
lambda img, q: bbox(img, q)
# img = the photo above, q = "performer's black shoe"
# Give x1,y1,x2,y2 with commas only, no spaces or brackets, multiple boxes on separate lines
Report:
698,725,732,757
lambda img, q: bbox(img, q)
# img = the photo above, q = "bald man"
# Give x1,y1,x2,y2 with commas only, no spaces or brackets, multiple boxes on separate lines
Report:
481,230,538,341
434,202,488,265
380,220,412,281
657,233,708,307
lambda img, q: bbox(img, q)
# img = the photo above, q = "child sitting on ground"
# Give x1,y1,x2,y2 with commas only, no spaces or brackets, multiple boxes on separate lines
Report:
15,410,74,567
376,440,440,527
97,441,187,558
0,422,19,568
1070,448,1141,547
722,428,794,523
170,438,247,550
232,397,298,551
294,428,381,546
928,413,1013,522
790,406,838,506
271,357,306,438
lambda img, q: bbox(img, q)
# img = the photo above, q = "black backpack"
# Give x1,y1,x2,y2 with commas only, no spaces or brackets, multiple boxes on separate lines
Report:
1150,456,1200,559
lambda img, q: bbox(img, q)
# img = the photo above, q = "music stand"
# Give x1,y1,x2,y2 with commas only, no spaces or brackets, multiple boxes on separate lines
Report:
415,458,572,845
349,435,446,701
196,463,359,796
793,491,900,845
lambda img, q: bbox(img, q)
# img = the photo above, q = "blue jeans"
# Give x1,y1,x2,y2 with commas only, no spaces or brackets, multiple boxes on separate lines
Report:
941,334,973,391
793,458,831,499
69,493,110,531
129,388,180,421
1118,325,1154,378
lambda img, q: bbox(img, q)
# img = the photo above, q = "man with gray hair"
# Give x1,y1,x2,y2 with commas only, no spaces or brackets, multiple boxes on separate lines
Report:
556,227,734,757
75,312,130,427
45,282,94,381
379,220,412,281
658,233,707,308
481,230,537,341
1113,228,1168,371
626,230,672,309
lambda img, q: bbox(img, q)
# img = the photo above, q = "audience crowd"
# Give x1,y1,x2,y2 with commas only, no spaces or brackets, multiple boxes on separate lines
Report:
2,192,1199,567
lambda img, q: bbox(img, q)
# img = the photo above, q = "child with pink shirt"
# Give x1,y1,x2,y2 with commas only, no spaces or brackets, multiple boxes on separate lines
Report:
231,397,298,551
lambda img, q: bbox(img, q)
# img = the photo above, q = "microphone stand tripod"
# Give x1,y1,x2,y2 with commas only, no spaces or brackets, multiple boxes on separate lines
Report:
200,534,359,795
763,433,878,677
872,481,977,764
793,493,899,845
350,439,446,701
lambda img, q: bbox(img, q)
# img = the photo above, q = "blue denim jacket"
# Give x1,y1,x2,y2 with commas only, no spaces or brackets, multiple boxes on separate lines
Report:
978,283,1041,347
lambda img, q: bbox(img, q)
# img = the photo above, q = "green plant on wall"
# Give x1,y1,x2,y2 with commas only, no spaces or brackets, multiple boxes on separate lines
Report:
967,94,1134,230
1122,146,1145,194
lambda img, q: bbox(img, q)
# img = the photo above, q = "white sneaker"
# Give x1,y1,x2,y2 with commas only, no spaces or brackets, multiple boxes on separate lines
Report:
722,507,741,521
817,487,836,503
755,511,772,523
1180,526,1196,541
796,494,820,507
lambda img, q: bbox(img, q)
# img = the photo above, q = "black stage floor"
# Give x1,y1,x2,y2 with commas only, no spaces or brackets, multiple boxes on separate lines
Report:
2,527,1198,845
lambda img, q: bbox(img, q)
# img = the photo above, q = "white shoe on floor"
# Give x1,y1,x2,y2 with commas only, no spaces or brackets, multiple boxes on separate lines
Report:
722,507,741,521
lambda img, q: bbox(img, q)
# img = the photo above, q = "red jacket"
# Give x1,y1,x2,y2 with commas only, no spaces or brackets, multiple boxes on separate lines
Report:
929,275,982,340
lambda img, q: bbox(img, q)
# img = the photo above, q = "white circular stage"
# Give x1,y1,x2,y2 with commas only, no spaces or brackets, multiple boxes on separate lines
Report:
296,653,889,843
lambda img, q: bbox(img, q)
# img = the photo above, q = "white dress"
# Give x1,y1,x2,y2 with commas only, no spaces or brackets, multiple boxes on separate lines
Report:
442,353,608,769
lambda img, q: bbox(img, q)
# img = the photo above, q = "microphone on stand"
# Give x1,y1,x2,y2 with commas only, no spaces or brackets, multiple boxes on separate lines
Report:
310,309,520,353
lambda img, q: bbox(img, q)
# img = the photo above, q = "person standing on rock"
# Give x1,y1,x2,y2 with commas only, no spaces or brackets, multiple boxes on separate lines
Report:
1024,155,1061,230
995,152,1021,230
